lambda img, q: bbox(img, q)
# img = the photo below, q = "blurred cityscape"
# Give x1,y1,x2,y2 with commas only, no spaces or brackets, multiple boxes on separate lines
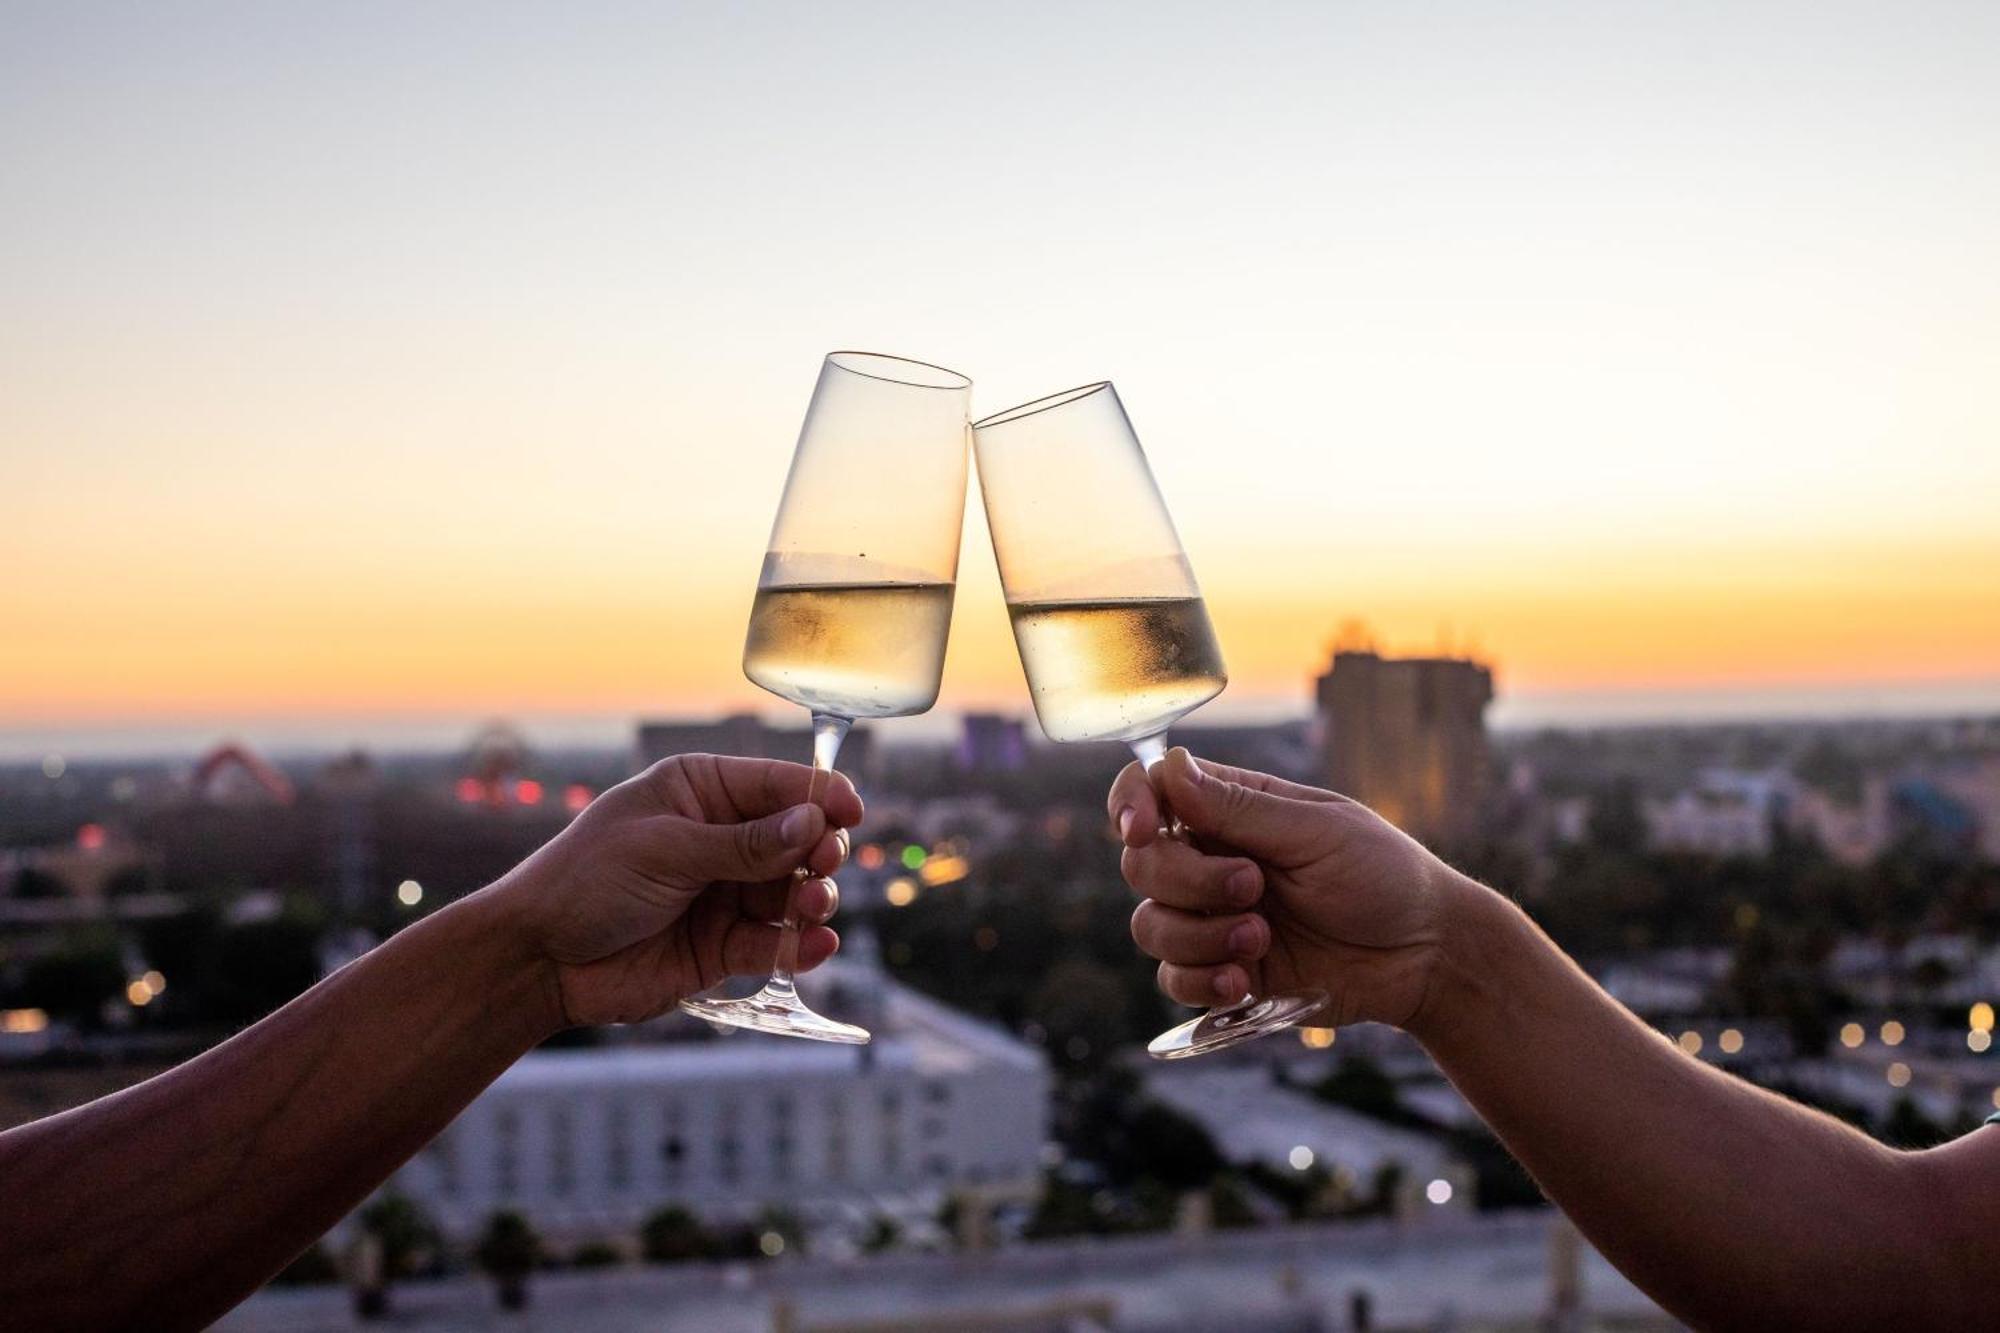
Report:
6,644,2000,1331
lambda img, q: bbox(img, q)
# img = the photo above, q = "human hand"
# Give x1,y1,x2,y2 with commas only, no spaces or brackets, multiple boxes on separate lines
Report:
1108,748,1481,1031
492,754,861,1028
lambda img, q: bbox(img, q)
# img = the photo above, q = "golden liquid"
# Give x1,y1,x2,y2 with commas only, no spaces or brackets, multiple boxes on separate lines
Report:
1007,596,1227,744
744,583,954,719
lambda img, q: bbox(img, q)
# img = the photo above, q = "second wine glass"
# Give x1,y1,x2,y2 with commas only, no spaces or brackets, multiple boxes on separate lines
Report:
972,381,1328,1059
679,350,972,1044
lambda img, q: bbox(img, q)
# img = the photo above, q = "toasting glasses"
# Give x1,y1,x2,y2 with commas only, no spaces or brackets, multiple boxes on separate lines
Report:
680,351,972,1044
972,382,1328,1059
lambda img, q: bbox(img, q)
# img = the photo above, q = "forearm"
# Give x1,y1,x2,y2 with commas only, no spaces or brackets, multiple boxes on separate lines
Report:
0,886,562,1331
1413,883,1960,1332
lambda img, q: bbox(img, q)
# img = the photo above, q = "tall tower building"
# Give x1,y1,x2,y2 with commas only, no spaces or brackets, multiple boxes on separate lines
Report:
1315,650,1494,845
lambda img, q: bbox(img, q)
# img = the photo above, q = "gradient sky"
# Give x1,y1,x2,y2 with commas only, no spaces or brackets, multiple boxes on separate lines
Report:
4,2,1998,755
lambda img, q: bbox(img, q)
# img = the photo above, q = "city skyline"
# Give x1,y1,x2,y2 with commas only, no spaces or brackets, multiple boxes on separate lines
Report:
6,2,1998,752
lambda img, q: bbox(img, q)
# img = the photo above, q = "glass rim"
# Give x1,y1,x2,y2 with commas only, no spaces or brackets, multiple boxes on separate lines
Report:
825,350,971,391
971,381,1112,431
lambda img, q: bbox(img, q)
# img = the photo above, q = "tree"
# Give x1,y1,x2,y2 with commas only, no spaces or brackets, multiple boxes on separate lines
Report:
1587,777,1648,855
1243,1159,1336,1220
1880,1096,1946,1150
11,867,68,899
103,866,153,897
17,938,124,1026
640,1205,711,1263
1023,1171,1104,1239
1315,1055,1417,1127
570,1241,623,1269
1447,1126,1544,1210
209,903,324,1022
270,1243,340,1286
474,1211,541,1311
751,1204,805,1258
1119,1101,1225,1191
357,1192,440,1282
1026,958,1131,1072
1362,1161,1406,1217
1208,1172,1261,1229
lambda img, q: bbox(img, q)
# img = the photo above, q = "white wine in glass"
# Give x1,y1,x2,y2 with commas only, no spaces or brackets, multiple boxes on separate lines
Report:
679,351,972,1044
1006,595,1228,745
745,582,956,720
973,381,1327,1059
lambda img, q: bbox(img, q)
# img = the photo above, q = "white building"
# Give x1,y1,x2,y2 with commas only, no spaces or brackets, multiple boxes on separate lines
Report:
1644,768,1793,857
383,943,1049,1241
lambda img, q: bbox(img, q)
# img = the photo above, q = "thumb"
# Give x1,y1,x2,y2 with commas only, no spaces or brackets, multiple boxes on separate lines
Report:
677,803,825,883
1158,748,1331,866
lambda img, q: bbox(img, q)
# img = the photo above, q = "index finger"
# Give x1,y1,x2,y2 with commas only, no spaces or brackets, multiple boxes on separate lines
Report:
1187,759,1345,805
690,755,866,828
1108,757,1337,850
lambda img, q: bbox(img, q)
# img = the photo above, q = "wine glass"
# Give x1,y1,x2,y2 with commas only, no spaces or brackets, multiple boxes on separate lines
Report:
680,350,972,1043
972,381,1327,1059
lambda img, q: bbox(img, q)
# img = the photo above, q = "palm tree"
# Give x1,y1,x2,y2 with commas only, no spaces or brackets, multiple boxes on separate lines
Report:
474,1210,541,1311
357,1192,440,1282
640,1204,713,1263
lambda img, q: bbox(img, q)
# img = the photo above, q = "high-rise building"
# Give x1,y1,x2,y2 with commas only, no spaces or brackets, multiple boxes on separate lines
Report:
955,714,1029,774
1314,650,1494,844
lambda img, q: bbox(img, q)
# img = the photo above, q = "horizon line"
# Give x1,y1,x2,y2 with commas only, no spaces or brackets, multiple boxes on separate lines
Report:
4,678,1999,763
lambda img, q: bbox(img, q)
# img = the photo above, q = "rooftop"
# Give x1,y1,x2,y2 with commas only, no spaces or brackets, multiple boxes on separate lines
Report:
496,951,1042,1089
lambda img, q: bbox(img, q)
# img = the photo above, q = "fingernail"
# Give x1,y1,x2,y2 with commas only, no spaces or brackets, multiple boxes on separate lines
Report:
780,806,815,845
1229,920,1262,956
1183,753,1206,785
1213,970,1241,1000
1228,866,1261,903
1117,807,1136,841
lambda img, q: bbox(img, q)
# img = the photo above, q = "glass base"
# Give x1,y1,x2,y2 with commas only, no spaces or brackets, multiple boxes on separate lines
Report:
1146,989,1329,1060
679,983,871,1046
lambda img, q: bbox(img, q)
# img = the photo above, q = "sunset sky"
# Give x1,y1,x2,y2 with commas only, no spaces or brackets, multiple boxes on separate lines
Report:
4,2,1998,755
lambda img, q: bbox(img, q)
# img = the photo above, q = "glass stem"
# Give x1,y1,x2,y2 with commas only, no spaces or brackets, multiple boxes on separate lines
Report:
768,712,850,994
1128,731,1185,839
1130,730,1251,1011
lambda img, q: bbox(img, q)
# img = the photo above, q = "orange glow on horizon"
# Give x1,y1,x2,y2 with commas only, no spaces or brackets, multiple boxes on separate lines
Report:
2,520,1995,729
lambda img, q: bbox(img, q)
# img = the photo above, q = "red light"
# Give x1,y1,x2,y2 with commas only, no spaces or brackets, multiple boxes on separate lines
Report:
564,784,591,813
455,778,484,804
77,823,106,851
515,779,543,806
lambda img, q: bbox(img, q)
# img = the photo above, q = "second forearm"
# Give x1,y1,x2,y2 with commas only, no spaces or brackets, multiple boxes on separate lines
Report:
1413,884,1954,1332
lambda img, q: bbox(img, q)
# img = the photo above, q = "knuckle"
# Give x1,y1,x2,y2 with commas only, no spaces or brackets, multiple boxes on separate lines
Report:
1171,968,1213,1006
1118,845,1145,886
732,816,770,864
1129,902,1150,947
1217,779,1257,818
